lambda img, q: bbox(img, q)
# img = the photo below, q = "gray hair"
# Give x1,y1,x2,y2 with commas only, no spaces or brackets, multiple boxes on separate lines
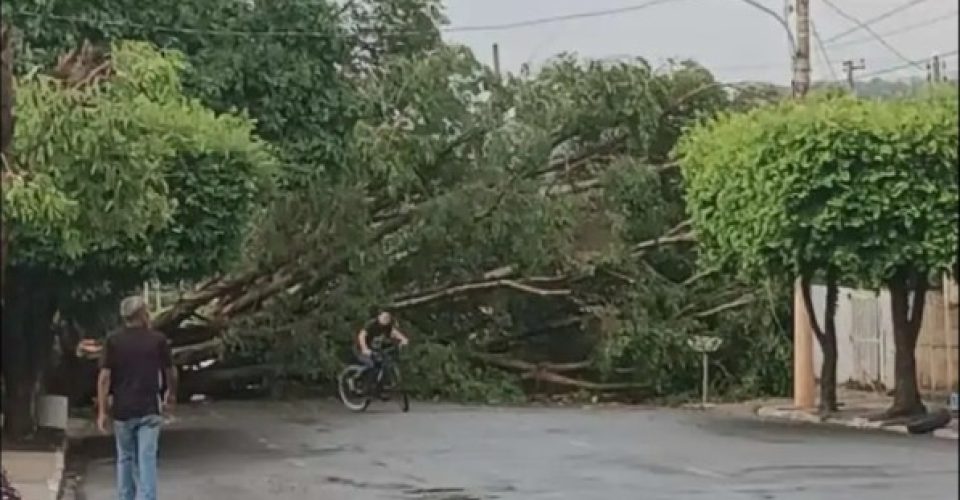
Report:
120,296,148,326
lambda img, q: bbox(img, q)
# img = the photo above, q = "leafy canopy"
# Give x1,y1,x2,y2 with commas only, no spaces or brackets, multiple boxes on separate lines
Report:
678,89,958,285
7,40,275,332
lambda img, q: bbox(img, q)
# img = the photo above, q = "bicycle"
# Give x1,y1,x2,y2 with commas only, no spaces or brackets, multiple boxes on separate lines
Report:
337,342,410,413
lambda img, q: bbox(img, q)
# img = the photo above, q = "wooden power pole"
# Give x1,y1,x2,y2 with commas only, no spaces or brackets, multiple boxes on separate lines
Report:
791,0,816,410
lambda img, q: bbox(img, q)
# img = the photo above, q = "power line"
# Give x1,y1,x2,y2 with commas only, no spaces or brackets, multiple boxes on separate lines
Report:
819,0,925,71
860,49,958,78
827,11,958,49
734,0,796,52
811,21,840,82
445,0,691,33
823,0,933,43
13,1,693,39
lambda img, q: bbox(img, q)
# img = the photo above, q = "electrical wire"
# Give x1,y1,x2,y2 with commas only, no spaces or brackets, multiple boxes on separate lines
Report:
445,0,691,33
819,0,926,71
734,0,796,52
859,49,957,78
14,0,693,39
811,20,840,82
823,0,933,43
827,11,958,49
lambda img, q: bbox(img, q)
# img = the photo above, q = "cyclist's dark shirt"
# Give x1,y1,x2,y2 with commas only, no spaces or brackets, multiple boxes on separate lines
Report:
363,318,393,350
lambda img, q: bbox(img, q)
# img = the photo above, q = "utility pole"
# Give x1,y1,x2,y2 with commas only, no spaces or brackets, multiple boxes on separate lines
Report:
791,0,811,98
492,43,501,80
842,59,865,92
790,0,816,410
927,53,945,83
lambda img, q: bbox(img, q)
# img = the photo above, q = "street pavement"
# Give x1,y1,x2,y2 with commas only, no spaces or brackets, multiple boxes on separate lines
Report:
71,399,958,500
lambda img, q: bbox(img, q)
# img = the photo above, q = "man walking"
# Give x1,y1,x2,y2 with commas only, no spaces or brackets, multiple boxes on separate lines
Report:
97,296,176,500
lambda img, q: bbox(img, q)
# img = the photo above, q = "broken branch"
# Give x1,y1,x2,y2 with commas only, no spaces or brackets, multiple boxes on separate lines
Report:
390,278,570,310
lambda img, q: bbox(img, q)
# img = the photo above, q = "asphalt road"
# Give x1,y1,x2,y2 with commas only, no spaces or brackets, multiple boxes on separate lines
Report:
70,399,958,500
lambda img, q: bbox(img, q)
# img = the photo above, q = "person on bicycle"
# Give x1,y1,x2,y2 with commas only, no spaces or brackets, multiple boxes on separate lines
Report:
356,311,409,377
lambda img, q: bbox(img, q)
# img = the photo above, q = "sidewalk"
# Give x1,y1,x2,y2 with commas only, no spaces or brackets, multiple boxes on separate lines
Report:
751,389,958,440
1,448,65,500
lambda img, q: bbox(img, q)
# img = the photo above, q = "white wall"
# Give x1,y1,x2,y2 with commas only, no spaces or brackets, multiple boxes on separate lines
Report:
808,284,957,392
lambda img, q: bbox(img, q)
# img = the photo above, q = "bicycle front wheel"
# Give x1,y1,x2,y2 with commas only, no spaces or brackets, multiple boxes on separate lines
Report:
389,364,410,413
338,365,370,412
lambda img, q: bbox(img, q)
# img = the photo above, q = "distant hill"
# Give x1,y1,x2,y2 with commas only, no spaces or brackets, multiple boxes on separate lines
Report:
729,76,956,101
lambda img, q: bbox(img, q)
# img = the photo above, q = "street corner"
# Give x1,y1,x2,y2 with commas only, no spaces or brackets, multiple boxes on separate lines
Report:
755,405,959,440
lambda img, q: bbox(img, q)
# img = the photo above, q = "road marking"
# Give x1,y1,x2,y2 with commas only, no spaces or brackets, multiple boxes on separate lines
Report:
568,439,592,448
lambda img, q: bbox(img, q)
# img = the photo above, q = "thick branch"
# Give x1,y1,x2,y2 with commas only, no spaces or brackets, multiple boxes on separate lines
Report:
535,136,626,177
172,338,223,366
632,231,696,256
682,268,716,286
467,352,644,391
390,278,570,310
692,294,756,319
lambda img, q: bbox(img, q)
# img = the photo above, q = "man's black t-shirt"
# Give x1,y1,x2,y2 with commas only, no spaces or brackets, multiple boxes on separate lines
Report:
99,327,173,421
363,319,394,350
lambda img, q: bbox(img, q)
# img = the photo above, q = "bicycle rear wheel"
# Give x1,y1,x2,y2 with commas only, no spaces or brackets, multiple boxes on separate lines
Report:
338,365,371,412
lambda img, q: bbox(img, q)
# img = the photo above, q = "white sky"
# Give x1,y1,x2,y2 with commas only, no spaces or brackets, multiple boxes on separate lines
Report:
441,0,959,83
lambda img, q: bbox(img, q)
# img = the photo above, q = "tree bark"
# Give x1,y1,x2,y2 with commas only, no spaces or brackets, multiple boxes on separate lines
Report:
820,269,839,413
1,276,57,440
799,270,839,412
1,20,15,298
885,268,928,418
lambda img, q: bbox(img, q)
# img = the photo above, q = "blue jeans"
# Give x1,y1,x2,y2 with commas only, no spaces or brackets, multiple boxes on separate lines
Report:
113,414,162,500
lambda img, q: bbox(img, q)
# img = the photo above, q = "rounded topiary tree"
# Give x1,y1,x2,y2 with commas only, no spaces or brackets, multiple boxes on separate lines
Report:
678,89,957,416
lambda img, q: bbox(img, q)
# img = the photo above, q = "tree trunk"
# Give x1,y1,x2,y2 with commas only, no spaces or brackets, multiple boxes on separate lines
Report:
886,268,928,418
1,20,14,296
819,269,840,413
1,274,57,440
800,270,839,413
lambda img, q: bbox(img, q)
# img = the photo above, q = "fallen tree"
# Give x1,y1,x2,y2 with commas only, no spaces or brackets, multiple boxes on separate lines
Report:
26,1,794,405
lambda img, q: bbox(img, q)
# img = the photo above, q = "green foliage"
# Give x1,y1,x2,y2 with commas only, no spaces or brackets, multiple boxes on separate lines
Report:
648,60,729,162
9,41,178,260
8,40,274,327
679,89,958,287
511,54,662,155
402,344,525,403
218,49,796,403
601,158,671,245
345,0,446,66
12,0,355,185
10,0,796,404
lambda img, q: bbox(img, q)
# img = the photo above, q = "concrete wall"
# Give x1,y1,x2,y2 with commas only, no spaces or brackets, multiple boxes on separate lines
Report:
808,280,958,394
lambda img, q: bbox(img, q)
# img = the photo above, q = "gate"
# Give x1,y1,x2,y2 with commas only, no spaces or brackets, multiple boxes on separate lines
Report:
849,292,883,386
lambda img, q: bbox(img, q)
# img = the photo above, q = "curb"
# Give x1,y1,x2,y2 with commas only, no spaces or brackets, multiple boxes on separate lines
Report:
757,406,958,440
